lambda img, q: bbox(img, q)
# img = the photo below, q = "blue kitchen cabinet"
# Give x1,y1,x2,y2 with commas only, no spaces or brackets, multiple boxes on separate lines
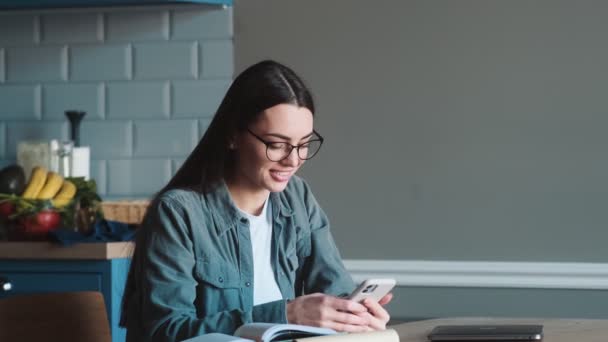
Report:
0,242,132,342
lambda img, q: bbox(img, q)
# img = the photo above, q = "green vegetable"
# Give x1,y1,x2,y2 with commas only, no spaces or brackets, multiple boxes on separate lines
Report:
61,177,104,230
66,177,102,209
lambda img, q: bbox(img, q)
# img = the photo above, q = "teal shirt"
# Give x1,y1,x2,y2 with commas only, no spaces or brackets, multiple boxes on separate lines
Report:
123,176,356,342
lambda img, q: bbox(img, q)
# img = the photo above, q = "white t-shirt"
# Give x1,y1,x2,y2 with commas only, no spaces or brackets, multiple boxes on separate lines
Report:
239,198,283,305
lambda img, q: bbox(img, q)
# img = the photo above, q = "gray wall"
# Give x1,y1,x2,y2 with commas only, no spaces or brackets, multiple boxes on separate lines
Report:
234,0,608,263
0,4,233,199
234,0,608,319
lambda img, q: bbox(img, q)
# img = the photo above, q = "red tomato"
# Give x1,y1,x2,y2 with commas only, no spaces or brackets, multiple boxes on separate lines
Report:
0,201,15,218
20,210,61,240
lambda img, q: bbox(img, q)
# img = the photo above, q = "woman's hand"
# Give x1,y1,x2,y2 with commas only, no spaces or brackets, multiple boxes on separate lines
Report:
355,294,392,330
286,293,373,333
378,293,393,306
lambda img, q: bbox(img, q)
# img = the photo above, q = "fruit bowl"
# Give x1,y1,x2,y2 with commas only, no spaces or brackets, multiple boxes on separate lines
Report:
16,209,61,241
0,165,102,241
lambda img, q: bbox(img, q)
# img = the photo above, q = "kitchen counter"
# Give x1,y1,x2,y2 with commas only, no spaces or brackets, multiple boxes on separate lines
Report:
0,241,134,260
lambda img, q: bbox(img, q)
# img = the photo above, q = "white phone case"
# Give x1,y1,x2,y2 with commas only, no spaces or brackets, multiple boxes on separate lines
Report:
347,278,396,303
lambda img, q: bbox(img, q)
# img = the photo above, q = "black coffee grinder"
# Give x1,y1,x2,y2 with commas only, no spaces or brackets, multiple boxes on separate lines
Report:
65,110,86,147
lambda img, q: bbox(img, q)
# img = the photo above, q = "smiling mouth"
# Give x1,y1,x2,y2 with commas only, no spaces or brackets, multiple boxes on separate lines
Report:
270,170,293,181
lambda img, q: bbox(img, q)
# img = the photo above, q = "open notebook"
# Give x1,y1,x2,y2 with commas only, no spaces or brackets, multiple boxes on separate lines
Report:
180,323,399,342
181,323,334,342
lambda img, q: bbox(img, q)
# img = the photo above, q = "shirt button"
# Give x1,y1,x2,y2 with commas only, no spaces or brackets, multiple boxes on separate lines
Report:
218,277,224,283
245,282,251,287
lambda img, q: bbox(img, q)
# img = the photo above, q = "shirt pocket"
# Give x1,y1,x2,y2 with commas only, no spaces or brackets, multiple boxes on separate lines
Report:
194,258,242,316
286,248,299,273
296,230,311,261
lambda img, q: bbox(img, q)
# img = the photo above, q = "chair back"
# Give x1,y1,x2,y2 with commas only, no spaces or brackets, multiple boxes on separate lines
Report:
0,291,111,342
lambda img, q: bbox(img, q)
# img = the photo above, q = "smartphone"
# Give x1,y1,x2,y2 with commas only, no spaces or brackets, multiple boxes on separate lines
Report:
347,278,396,303
428,324,544,341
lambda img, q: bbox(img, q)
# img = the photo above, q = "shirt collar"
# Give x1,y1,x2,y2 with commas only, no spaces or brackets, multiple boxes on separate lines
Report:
205,180,295,235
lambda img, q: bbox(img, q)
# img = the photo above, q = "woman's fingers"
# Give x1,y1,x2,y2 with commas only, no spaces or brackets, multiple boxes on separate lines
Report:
288,293,376,332
287,293,394,332
352,298,391,330
325,321,374,333
330,296,368,314
331,309,370,326
357,311,386,331
378,292,394,306
363,298,390,323
318,297,370,329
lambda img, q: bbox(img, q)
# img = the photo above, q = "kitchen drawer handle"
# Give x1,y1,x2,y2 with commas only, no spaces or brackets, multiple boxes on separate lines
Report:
1,277,12,292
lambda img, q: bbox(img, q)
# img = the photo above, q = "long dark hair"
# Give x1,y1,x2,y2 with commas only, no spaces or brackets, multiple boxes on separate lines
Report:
163,59,315,195
120,60,314,327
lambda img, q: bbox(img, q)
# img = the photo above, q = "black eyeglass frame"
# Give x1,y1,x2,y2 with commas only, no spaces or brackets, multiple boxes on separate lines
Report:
246,128,325,162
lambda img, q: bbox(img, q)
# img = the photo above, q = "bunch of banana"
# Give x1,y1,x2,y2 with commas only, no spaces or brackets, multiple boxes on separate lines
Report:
21,167,48,199
21,166,77,208
52,180,77,208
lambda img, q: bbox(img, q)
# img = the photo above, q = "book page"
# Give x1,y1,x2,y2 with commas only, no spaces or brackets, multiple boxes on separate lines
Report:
294,329,399,342
180,332,254,342
235,323,336,342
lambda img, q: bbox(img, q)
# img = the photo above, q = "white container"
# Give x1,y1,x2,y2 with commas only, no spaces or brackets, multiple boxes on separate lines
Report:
71,146,90,180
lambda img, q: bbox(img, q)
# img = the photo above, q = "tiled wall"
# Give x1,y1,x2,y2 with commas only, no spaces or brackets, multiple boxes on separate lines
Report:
0,4,233,199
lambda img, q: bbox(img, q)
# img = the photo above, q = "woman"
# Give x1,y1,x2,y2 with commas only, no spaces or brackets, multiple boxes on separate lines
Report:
121,60,392,341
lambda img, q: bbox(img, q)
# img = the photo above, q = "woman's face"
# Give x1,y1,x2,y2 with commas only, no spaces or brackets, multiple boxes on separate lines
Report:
232,103,314,193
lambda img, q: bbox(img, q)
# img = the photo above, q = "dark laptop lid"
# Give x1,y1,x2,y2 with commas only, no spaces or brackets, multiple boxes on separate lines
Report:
428,324,543,341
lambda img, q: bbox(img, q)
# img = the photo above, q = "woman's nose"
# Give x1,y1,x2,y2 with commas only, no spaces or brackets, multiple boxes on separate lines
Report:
282,148,300,166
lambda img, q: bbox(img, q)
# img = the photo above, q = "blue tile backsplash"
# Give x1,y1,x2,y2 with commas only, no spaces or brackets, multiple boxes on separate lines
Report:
41,13,103,44
0,85,40,120
8,46,68,82
0,15,36,45
106,81,170,119
134,41,198,80
133,119,198,157
108,158,172,196
106,11,169,42
80,120,133,159
0,5,233,199
43,83,105,120
70,44,132,81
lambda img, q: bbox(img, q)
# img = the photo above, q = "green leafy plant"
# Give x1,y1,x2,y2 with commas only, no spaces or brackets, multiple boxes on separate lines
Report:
66,177,102,209
60,177,104,230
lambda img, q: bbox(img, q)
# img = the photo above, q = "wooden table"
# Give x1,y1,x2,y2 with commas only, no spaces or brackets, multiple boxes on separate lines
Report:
392,317,608,342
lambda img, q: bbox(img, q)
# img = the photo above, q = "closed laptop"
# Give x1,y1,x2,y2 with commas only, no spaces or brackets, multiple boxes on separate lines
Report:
428,324,543,341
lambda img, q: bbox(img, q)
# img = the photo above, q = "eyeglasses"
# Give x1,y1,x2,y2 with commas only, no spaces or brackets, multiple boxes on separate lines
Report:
246,128,324,162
